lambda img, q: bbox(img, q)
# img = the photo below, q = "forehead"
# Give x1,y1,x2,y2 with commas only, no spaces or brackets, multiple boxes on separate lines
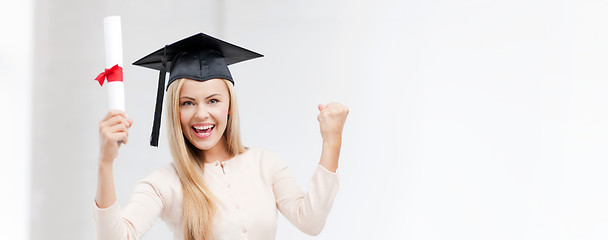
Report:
179,78,229,97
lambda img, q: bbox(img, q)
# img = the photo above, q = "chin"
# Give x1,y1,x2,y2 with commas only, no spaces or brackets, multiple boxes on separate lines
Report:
189,135,225,152
192,142,216,151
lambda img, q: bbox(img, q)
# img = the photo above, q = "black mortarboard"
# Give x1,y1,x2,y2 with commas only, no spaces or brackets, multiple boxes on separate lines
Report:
133,33,263,147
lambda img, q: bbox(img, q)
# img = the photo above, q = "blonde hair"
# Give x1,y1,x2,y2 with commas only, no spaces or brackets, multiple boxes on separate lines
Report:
166,78,246,240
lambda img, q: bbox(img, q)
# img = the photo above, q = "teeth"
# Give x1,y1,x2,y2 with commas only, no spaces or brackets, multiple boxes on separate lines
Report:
194,125,213,131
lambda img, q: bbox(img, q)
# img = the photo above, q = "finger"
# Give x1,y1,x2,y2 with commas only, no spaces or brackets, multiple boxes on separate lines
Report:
108,109,126,117
101,114,124,128
128,119,134,128
117,132,128,145
102,115,130,129
120,133,129,145
100,111,128,132
325,102,349,114
107,123,129,134
102,130,127,146
318,104,326,111
102,110,127,122
326,102,345,109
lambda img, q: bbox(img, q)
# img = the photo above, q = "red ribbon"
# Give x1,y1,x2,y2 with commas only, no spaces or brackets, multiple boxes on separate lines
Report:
95,64,123,86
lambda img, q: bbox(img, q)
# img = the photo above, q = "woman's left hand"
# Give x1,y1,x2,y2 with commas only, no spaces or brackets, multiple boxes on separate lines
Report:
317,102,349,143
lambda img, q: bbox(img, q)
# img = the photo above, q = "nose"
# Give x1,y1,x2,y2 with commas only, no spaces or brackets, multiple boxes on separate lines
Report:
193,105,210,121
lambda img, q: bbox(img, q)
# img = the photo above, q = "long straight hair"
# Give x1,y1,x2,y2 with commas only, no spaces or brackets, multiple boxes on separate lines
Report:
166,78,246,240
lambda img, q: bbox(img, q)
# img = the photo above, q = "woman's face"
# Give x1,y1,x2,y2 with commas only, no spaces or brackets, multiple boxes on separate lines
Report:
179,78,230,153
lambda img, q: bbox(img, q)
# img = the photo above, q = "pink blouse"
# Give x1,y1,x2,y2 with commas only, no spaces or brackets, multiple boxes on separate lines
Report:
93,148,339,240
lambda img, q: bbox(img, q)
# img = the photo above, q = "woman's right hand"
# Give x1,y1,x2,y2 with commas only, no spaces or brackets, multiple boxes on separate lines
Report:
99,110,133,164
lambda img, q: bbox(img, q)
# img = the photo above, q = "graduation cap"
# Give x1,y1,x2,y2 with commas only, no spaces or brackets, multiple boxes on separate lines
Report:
133,33,263,147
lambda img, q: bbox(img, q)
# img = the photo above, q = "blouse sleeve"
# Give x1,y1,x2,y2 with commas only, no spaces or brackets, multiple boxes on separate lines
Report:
268,151,339,236
92,170,168,240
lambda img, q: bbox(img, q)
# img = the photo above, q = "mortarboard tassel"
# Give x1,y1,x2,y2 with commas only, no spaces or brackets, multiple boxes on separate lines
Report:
150,46,168,147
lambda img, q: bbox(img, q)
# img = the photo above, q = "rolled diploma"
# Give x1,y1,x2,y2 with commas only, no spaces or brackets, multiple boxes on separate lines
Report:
103,16,125,111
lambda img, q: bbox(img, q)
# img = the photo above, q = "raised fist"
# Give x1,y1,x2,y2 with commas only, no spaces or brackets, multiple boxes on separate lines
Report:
317,102,349,143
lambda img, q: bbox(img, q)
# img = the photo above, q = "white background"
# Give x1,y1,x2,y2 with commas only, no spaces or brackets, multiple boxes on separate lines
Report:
2,0,608,239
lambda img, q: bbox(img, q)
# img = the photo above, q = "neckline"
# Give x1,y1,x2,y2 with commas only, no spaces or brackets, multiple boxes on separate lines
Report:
203,154,238,167
202,148,250,167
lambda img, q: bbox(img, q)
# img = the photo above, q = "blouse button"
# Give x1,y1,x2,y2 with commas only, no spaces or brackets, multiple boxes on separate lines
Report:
236,204,240,209
242,226,248,233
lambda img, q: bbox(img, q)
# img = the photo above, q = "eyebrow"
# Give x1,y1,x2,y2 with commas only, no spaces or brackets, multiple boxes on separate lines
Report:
180,94,222,101
205,94,221,100
179,96,196,101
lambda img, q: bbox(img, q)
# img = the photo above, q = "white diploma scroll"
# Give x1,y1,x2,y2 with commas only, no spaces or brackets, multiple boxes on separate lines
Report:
103,16,125,111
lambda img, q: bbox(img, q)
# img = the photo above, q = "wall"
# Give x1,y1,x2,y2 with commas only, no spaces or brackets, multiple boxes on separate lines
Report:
0,0,33,239
30,0,221,239
27,0,608,239
223,0,608,239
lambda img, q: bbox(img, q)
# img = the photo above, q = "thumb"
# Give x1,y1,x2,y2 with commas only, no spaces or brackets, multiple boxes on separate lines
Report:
318,104,327,111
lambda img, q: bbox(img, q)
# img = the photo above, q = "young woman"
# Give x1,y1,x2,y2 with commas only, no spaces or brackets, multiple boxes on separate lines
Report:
93,33,348,240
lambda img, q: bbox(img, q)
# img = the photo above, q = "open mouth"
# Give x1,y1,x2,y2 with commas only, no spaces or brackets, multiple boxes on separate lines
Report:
193,124,215,137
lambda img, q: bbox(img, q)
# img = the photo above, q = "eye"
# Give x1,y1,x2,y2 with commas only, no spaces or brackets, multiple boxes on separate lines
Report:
181,101,194,106
209,99,219,104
